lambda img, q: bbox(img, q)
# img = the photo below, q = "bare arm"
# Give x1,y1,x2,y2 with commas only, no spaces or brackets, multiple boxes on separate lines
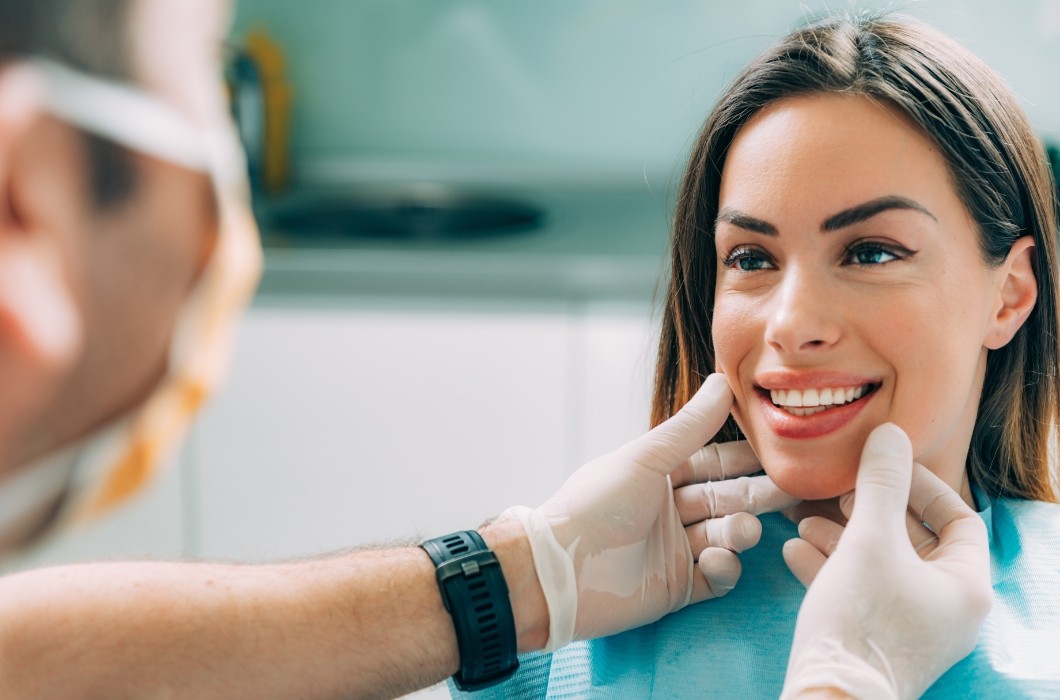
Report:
0,375,777,698
0,518,547,700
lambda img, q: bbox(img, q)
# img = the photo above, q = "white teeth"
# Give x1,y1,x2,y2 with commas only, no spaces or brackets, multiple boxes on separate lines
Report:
769,384,875,412
788,406,827,417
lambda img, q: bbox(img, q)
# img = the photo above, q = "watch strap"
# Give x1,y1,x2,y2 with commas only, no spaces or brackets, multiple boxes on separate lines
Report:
421,530,519,691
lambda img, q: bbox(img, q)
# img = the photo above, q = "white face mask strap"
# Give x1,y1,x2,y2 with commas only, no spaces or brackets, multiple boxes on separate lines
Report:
31,58,211,172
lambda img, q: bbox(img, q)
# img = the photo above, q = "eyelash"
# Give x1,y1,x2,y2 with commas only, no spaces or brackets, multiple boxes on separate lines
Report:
722,247,773,271
721,241,915,271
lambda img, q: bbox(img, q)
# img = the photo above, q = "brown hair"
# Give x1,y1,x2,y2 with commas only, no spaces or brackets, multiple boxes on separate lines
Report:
652,12,1060,501
0,0,137,206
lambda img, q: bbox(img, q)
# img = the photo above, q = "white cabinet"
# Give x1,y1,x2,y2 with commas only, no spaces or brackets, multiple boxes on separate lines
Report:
573,300,659,465
189,298,579,561
4,296,659,579
187,296,658,562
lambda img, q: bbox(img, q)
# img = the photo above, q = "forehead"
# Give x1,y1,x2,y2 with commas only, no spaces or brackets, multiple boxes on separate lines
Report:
718,93,956,217
127,0,233,126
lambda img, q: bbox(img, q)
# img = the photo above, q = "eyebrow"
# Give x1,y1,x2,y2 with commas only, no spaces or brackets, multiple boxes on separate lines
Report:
715,195,937,236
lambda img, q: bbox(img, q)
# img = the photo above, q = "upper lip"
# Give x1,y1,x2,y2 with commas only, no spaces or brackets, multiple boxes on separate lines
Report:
754,369,882,391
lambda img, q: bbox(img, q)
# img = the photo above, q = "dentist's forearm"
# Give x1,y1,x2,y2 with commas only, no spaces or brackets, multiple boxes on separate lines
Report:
0,518,546,699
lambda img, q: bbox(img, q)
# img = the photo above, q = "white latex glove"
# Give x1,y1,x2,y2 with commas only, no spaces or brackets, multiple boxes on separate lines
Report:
781,423,992,700
672,441,800,576
504,373,797,651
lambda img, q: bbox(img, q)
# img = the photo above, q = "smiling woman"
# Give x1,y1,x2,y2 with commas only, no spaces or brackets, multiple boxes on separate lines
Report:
457,10,1060,699
710,93,1039,504
657,29,1060,507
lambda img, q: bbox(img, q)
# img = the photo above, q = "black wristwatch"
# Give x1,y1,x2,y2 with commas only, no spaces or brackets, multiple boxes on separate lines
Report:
421,530,519,691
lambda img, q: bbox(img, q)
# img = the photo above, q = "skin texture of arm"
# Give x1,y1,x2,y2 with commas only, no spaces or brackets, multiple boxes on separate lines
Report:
0,375,777,699
0,518,546,700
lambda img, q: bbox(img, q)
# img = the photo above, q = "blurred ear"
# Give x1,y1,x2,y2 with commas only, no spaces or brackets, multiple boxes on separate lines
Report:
0,67,82,464
984,236,1037,350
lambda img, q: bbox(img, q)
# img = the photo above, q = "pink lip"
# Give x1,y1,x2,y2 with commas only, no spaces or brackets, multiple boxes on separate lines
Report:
752,370,881,440
755,370,881,391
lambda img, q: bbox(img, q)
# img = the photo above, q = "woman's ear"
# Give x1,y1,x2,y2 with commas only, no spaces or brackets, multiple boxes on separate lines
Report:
984,235,1037,350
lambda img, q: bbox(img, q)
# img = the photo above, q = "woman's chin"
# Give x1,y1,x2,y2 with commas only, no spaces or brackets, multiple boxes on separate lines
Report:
763,457,858,502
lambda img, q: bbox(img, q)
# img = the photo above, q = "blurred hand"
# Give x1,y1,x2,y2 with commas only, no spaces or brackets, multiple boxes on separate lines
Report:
504,373,795,650
781,424,992,700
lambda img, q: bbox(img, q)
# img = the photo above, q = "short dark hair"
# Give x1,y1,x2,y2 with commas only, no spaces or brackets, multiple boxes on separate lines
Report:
653,11,1060,501
0,0,137,207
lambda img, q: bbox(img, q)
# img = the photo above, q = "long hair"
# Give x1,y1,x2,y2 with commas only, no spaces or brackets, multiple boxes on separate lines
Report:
652,12,1060,501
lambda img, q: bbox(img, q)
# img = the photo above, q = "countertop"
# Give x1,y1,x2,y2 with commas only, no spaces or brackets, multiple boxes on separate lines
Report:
254,177,676,301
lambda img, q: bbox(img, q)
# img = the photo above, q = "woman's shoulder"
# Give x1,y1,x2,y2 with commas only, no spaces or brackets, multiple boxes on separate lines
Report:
989,494,1060,530
927,494,1060,696
983,495,1058,577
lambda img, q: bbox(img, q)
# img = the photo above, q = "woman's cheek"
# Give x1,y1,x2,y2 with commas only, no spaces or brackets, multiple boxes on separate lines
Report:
710,297,746,375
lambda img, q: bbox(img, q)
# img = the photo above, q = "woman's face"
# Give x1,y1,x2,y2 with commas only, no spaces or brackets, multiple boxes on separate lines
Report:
712,93,1015,503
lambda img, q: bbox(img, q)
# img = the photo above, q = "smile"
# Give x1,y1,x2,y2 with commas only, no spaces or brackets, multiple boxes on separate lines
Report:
768,384,878,416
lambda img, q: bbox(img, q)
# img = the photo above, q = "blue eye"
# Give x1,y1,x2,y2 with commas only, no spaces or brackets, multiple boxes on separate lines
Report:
845,244,902,266
723,247,775,271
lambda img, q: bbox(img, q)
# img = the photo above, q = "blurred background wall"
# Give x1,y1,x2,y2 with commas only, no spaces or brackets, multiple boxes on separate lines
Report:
230,0,1060,185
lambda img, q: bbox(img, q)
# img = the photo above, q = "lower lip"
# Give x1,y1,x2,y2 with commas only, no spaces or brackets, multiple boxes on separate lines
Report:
757,388,875,439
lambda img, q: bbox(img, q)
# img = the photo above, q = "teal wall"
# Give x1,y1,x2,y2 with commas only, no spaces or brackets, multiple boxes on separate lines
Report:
231,0,1060,183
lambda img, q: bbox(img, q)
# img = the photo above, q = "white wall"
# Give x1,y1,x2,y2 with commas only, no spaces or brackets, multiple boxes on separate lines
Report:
231,0,1060,182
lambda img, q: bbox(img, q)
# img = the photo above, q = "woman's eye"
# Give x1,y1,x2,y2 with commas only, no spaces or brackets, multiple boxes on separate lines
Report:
844,244,903,266
723,248,775,271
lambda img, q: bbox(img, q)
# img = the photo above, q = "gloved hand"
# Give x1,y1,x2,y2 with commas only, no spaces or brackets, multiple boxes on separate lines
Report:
503,373,797,651
781,423,992,700
672,439,800,573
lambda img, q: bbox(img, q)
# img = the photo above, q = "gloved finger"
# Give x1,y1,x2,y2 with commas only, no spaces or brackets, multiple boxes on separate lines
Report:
906,510,940,558
844,423,914,534
689,562,712,604
675,474,801,524
838,490,855,522
671,440,760,487
908,462,989,570
685,512,762,555
908,462,976,540
796,515,844,557
782,537,826,588
694,547,743,601
621,373,733,477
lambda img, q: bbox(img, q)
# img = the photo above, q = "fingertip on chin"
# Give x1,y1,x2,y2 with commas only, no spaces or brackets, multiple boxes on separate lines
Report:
700,372,733,399
865,422,913,457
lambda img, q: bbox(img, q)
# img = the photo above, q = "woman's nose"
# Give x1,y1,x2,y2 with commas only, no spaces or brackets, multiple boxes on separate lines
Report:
762,266,842,354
